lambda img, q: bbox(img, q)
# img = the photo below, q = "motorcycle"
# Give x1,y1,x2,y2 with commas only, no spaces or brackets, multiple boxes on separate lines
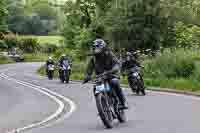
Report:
94,74,126,128
47,64,55,80
127,66,146,95
59,61,71,83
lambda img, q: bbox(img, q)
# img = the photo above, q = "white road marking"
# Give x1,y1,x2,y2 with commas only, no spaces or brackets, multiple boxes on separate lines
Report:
149,90,200,101
122,87,200,101
0,73,76,133
1,63,200,132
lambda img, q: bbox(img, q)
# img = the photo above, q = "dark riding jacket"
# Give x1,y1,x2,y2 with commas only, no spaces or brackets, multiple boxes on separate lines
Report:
85,49,120,78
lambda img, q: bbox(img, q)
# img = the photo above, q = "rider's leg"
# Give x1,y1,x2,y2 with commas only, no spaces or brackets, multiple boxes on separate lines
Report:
110,78,128,109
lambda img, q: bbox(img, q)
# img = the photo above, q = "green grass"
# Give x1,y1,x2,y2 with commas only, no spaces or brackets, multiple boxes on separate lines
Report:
144,78,200,91
23,53,48,62
37,47,200,92
21,36,64,46
0,56,14,64
37,64,200,92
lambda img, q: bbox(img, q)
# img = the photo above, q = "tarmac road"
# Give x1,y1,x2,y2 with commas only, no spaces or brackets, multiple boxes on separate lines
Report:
0,63,200,133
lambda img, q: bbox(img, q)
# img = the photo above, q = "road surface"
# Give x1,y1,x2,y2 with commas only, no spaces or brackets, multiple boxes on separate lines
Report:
0,63,200,133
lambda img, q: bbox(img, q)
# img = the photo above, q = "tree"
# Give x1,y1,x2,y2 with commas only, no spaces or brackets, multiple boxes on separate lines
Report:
0,0,8,32
7,0,59,35
101,0,165,52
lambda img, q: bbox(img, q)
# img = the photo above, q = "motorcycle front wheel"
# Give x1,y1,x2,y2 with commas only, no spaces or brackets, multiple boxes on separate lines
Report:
95,93,114,129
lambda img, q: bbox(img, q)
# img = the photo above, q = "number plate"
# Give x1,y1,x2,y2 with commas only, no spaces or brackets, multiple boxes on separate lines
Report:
96,84,106,92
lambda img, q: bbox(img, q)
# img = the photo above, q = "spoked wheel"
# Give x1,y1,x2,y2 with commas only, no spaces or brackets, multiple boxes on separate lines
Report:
95,93,114,129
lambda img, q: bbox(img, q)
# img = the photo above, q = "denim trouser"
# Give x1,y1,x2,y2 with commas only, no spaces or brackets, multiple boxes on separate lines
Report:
109,78,126,105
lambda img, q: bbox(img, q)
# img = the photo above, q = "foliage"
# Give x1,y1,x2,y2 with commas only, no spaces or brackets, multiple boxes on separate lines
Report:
103,0,169,52
62,0,176,53
175,22,200,47
3,34,39,53
143,48,200,79
3,34,21,49
0,56,14,64
7,0,59,35
23,53,48,62
22,36,64,45
19,37,39,53
39,43,59,53
0,0,8,32
74,27,94,50
0,40,7,50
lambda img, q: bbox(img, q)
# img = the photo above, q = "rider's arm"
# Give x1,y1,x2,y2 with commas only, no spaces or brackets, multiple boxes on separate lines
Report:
46,61,49,67
86,58,95,77
121,61,127,74
83,58,95,83
107,51,120,74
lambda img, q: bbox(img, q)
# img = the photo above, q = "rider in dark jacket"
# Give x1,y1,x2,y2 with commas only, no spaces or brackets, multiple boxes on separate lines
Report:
121,52,141,74
83,39,128,109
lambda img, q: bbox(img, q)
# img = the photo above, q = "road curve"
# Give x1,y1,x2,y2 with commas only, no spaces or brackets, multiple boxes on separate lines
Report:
0,63,200,133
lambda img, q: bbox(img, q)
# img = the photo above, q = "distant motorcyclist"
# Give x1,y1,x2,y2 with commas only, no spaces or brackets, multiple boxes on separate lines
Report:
46,56,55,80
58,54,72,83
83,39,128,109
121,52,141,73
121,52,146,95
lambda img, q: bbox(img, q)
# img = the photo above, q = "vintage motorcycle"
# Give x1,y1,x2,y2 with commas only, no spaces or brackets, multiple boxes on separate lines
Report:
93,74,127,128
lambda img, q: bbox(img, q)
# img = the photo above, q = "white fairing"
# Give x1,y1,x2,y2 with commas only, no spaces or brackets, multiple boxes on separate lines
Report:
48,65,55,70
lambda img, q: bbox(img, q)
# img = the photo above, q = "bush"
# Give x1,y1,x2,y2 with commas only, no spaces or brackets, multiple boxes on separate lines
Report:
20,37,39,53
175,22,200,47
3,34,21,49
143,48,197,79
23,53,48,62
0,40,7,50
3,34,39,53
39,43,58,53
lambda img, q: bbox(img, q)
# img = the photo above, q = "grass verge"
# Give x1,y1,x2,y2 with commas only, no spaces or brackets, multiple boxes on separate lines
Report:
23,53,48,62
37,64,200,92
0,56,14,64
22,35,64,45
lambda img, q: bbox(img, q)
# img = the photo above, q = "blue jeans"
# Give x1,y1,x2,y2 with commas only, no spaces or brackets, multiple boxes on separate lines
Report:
109,78,126,105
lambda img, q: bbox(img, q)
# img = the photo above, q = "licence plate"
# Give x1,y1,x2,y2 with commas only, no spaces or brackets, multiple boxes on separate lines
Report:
96,84,106,92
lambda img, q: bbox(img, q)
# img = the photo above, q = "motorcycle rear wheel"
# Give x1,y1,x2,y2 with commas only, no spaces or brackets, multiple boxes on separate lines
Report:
117,109,126,123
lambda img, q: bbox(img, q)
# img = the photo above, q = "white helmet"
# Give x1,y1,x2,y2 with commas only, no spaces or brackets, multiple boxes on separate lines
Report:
48,56,53,60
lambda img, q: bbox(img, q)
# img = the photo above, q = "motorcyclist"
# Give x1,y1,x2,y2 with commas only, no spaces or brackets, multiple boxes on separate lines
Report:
121,52,141,74
121,51,146,95
83,39,128,109
46,56,55,79
58,54,72,82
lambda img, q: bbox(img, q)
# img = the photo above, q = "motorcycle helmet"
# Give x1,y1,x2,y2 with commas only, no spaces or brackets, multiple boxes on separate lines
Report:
93,39,106,54
48,56,53,60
